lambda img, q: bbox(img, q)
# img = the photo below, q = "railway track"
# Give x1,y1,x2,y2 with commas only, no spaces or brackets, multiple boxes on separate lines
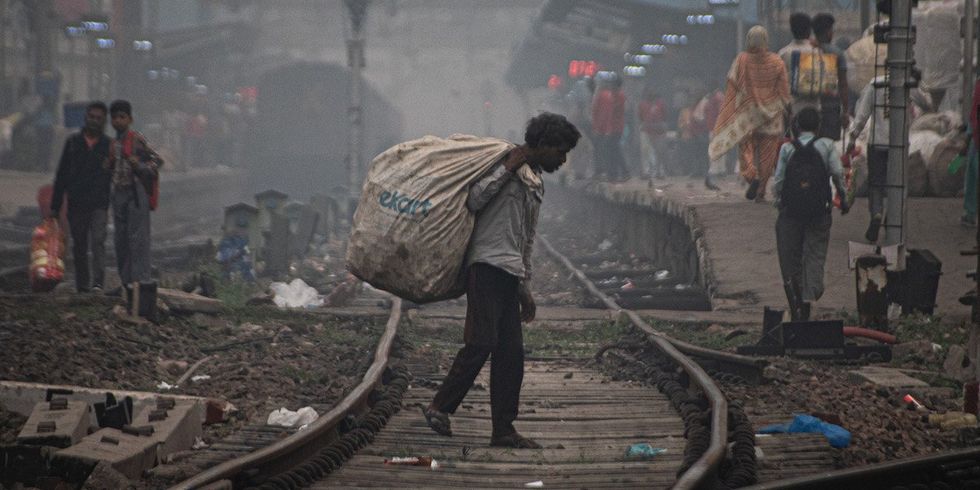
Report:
167,233,771,489
746,446,980,489
169,295,404,490
4,194,966,488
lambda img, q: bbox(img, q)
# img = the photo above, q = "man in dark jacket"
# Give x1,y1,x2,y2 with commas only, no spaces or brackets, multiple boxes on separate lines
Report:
50,101,111,292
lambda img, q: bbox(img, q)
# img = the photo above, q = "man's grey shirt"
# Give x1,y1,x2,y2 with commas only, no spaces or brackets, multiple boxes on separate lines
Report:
465,161,542,281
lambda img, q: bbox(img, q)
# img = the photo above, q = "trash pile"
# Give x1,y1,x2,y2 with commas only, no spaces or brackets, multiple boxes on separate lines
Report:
216,189,354,308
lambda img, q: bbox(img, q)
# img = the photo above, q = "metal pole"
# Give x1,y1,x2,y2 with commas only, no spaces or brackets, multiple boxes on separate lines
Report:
883,0,913,249
975,98,980,384
0,0,7,92
966,0,976,125
344,0,369,221
860,0,871,32
736,14,745,54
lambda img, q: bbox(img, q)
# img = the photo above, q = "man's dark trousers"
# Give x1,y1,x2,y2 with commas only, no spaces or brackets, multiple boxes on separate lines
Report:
432,263,524,437
67,206,108,291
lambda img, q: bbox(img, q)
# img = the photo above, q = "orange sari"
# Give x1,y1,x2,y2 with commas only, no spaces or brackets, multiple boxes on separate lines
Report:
708,49,790,163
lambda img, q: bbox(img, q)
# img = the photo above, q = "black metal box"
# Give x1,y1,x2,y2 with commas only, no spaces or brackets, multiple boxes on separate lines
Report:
782,320,845,358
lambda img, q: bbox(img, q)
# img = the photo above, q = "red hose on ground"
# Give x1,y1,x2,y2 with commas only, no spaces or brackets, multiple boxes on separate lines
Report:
843,326,897,344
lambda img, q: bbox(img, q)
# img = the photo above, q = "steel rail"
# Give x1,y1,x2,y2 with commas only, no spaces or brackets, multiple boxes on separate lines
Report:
169,296,402,490
744,446,980,489
540,235,734,489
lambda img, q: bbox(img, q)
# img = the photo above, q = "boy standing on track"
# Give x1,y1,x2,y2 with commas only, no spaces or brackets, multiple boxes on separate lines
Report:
107,100,163,319
424,113,581,449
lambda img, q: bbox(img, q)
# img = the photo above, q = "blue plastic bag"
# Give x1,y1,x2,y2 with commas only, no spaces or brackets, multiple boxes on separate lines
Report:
758,414,851,448
624,443,667,460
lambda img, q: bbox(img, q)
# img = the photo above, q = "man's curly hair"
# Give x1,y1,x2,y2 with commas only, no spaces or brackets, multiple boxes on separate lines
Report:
524,112,581,150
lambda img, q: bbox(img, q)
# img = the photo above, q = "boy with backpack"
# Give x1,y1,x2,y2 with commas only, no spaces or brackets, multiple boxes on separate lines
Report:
773,107,849,321
107,100,163,321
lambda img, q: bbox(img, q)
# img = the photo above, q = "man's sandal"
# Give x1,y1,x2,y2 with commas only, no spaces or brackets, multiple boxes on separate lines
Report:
423,408,452,436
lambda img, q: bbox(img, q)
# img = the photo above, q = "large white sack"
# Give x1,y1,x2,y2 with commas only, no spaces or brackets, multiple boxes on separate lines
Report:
913,1,962,93
909,130,944,196
346,134,514,303
846,31,886,94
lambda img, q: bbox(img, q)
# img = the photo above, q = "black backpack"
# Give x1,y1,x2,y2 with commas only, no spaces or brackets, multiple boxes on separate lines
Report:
781,138,831,220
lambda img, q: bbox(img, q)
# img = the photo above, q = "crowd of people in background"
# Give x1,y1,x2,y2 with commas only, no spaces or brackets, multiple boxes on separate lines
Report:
541,9,968,321
550,75,734,186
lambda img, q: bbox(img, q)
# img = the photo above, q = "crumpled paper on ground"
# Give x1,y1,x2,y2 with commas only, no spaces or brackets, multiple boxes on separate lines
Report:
270,278,324,309
267,406,319,428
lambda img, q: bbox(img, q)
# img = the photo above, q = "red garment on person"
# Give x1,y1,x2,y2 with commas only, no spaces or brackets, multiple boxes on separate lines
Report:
638,98,667,138
592,88,625,135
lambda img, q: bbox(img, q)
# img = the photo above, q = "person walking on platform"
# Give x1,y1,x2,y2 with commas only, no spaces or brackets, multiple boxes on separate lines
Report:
709,26,791,203
424,113,580,449
777,13,820,118
592,74,628,181
637,86,667,179
50,101,111,293
774,108,849,321
107,100,163,318
847,76,931,242
811,14,849,141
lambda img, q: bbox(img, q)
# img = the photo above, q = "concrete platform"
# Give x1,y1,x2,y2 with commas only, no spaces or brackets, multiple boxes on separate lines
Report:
585,174,975,324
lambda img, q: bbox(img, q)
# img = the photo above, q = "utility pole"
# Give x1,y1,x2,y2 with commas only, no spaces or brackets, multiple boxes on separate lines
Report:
1,0,7,92
343,0,369,221
882,0,914,250
112,0,141,101
965,0,976,125
860,0,871,32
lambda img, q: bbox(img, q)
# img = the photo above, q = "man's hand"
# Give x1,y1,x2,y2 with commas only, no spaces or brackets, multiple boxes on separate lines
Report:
518,284,536,323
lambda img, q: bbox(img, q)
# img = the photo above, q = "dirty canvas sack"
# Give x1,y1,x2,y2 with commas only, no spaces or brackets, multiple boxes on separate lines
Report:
346,134,513,303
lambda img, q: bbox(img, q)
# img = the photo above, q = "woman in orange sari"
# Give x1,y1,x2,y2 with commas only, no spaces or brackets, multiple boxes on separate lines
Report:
709,26,790,202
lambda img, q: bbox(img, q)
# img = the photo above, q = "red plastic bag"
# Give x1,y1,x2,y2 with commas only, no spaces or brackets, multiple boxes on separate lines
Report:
834,146,860,209
30,218,65,292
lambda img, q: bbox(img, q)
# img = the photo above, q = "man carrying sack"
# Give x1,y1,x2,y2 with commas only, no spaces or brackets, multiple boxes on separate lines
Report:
422,113,581,449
